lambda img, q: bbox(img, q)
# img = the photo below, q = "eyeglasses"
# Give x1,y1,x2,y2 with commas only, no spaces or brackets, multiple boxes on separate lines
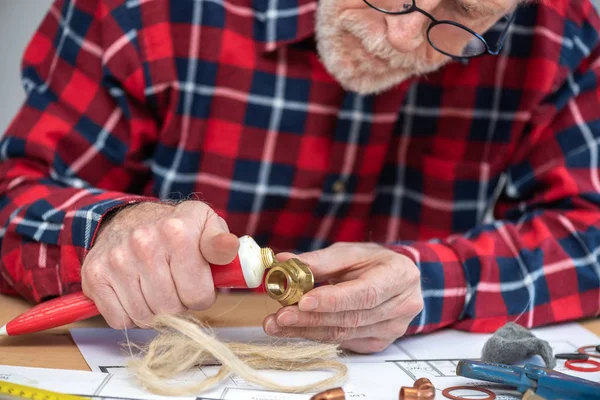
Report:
362,0,517,59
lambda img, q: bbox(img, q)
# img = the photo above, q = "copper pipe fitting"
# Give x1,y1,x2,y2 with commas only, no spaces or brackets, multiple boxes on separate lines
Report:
310,387,345,400
265,258,314,306
399,377,435,399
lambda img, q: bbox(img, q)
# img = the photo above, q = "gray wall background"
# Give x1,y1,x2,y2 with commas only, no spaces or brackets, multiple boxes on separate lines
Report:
0,0,53,137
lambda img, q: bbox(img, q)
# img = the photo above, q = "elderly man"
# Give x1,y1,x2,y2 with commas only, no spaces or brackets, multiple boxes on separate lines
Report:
0,0,599,353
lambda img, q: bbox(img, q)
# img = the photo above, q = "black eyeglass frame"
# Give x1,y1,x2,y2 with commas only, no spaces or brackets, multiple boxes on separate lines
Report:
362,0,518,59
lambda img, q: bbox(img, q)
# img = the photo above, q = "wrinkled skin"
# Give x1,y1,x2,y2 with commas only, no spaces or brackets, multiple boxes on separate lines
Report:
263,243,424,353
82,202,239,329
316,0,519,94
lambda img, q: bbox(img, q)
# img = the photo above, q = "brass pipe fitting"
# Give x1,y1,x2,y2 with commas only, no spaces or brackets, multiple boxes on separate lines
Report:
260,247,276,268
399,377,435,399
310,387,345,400
265,258,314,306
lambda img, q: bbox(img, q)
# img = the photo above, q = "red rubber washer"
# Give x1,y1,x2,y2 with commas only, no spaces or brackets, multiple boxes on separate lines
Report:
577,345,600,359
442,386,496,400
565,359,600,372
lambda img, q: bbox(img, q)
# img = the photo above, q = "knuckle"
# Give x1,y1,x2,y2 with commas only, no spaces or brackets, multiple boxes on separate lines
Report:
179,290,216,310
130,227,153,256
307,312,322,327
343,310,362,328
160,217,187,240
108,247,128,271
330,326,351,342
326,293,340,312
363,284,381,309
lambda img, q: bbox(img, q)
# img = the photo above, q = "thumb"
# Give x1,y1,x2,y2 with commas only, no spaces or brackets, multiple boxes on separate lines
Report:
199,214,239,265
277,243,365,282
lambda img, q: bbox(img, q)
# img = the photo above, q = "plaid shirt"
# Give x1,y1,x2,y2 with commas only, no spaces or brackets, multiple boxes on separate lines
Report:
1,0,600,335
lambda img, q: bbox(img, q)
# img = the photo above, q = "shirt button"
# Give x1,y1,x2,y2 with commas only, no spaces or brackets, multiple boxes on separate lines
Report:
332,180,346,194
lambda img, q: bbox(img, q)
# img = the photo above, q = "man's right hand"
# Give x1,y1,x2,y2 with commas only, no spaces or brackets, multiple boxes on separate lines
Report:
80,201,239,329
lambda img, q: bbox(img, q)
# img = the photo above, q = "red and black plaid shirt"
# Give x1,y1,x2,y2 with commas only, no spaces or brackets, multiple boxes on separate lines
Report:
1,0,599,334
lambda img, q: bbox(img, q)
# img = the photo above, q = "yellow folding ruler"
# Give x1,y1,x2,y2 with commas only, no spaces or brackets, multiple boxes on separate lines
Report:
0,380,89,400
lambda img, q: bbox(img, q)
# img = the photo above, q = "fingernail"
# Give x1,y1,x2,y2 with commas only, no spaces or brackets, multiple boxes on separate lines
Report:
299,296,318,311
277,311,298,326
265,319,282,335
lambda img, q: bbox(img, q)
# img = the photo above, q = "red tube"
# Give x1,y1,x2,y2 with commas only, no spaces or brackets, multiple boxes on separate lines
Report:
1,235,274,336
211,235,274,288
3,292,98,336
210,253,247,287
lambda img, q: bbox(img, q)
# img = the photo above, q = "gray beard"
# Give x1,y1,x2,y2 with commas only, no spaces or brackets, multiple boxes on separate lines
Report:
314,5,447,94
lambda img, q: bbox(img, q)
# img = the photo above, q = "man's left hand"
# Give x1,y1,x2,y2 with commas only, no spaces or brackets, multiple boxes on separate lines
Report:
262,242,424,353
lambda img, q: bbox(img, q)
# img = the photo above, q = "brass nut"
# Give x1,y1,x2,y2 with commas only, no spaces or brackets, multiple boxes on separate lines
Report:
265,258,314,306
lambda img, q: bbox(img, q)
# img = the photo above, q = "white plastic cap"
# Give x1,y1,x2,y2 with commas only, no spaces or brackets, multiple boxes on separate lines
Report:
237,235,268,288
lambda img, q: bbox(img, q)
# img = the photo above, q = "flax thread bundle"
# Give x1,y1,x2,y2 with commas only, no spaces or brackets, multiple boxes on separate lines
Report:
127,313,348,396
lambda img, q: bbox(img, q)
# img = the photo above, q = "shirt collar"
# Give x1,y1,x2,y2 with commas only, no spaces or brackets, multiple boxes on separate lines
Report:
251,0,317,53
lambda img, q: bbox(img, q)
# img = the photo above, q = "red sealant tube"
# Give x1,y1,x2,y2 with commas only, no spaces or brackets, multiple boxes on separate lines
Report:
0,235,275,336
